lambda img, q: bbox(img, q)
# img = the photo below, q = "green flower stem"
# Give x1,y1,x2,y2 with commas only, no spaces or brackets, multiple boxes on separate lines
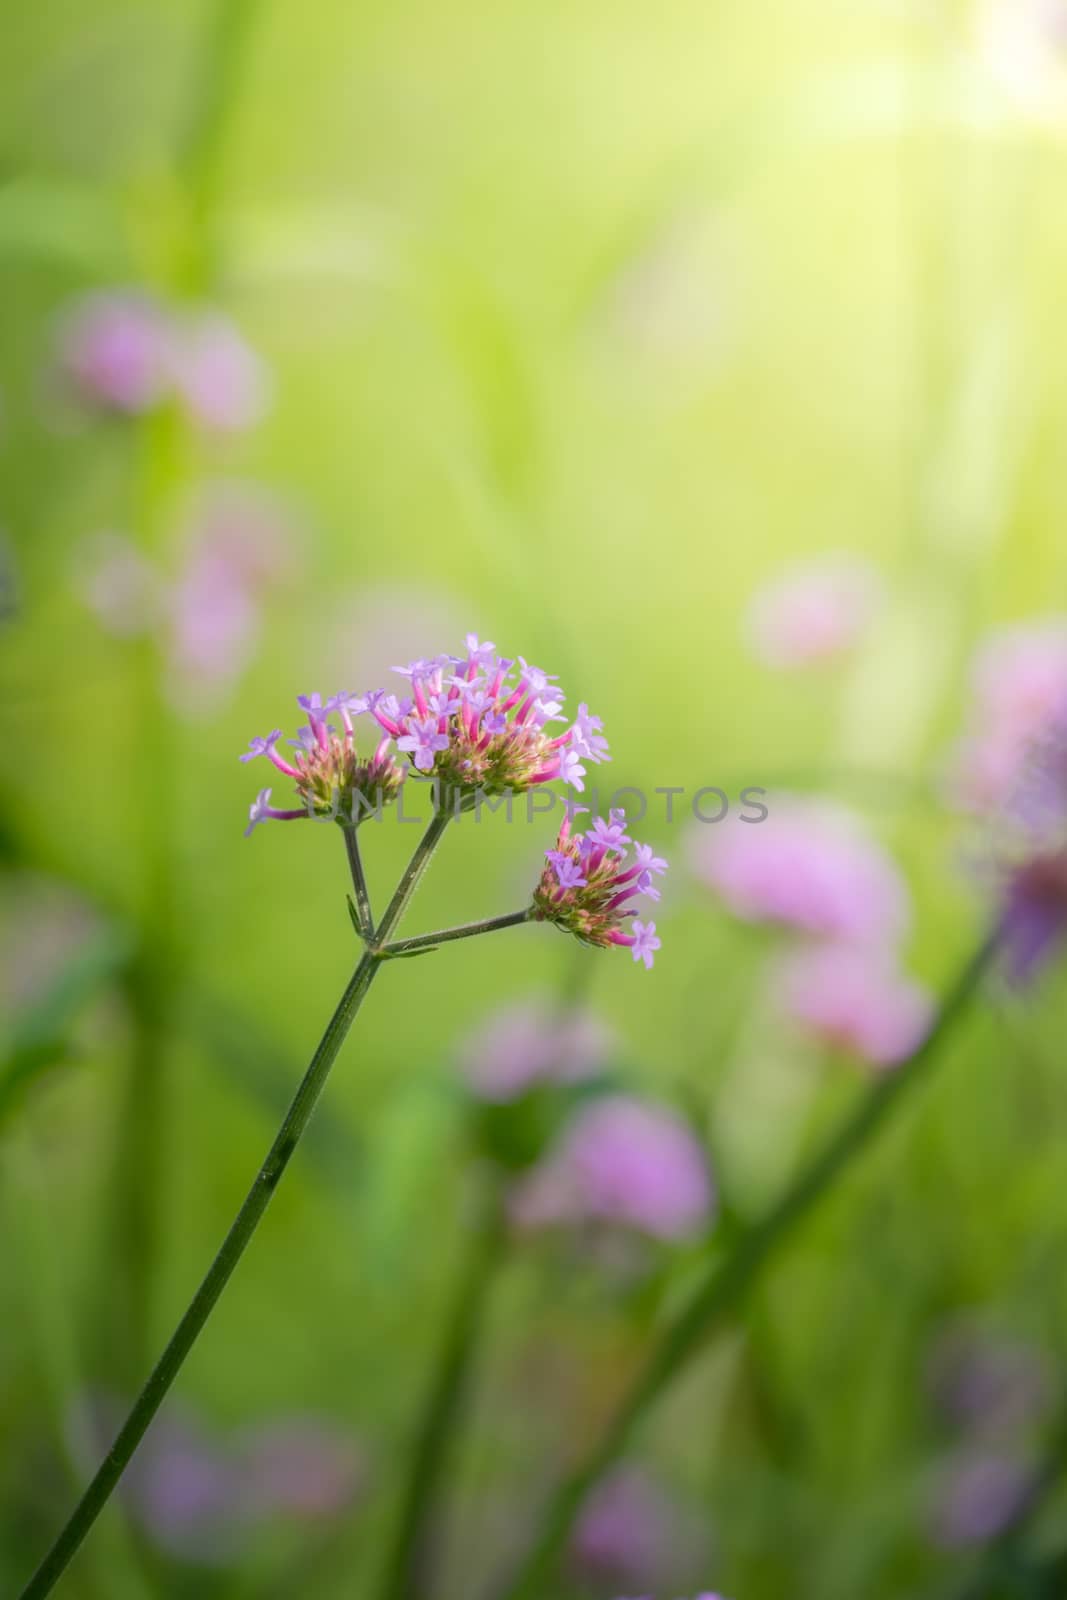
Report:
499,928,1004,1600
341,824,376,941
17,813,453,1600
377,1183,506,1600
381,908,533,957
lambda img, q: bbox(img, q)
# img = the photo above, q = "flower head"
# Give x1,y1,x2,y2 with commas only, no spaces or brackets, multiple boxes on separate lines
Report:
989,712,1067,984
774,943,933,1068
510,1095,714,1241
929,1451,1035,1548
458,1000,615,1103
531,812,666,962
690,797,910,946
745,552,885,669
170,311,270,433
572,1468,674,1587
240,692,405,834
53,292,171,415
361,637,609,800
946,620,1067,815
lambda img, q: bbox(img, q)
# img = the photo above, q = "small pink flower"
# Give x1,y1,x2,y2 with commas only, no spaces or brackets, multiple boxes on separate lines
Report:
774,943,934,1068
572,1468,673,1586
510,1095,714,1242
691,797,911,947
946,620,1067,815
745,553,884,669
167,486,295,713
53,292,171,416
929,1450,1034,1547
458,1000,615,1103
171,311,271,433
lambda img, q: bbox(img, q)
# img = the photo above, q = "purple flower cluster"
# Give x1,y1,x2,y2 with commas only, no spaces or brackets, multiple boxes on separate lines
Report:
692,798,933,1067
360,635,609,796
242,698,405,833
510,1095,713,1242
78,488,296,716
924,1317,1051,1549
80,1397,363,1565
53,291,268,432
945,619,1067,817
458,999,615,1102
242,635,612,833
531,809,666,966
940,619,1067,983
745,550,885,669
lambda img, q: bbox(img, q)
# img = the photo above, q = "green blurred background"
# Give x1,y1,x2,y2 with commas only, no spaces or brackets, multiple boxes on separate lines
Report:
3,1,1067,1596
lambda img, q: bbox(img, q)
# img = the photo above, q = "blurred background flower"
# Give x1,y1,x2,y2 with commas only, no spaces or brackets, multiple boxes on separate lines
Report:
4,1,1067,1597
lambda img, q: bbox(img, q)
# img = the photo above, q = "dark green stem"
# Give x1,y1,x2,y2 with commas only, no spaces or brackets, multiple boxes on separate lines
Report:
17,814,452,1600
342,824,375,941
381,908,532,957
378,1186,505,1600
499,929,1003,1600
374,810,453,942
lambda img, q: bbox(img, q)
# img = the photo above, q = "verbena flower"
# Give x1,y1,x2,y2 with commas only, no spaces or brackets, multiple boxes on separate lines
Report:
361,635,610,799
773,943,933,1068
946,619,1067,815
241,694,405,830
509,1095,714,1242
926,1321,1052,1438
531,810,666,963
458,999,615,1103
80,1396,362,1565
54,292,171,416
240,635,611,833
992,713,1067,984
928,1450,1035,1548
744,551,884,669
572,1468,674,1588
690,796,909,946
169,487,295,714
51,292,268,433
170,311,270,433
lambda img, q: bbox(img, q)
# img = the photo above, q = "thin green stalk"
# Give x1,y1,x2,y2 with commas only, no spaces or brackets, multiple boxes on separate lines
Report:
378,1184,505,1600
342,824,376,941
17,813,451,1600
499,929,1003,1600
381,908,532,957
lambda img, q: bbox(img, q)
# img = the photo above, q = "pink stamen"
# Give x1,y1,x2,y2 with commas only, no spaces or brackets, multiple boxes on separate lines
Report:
612,864,643,888
606,887,638,912
268,750,302,781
